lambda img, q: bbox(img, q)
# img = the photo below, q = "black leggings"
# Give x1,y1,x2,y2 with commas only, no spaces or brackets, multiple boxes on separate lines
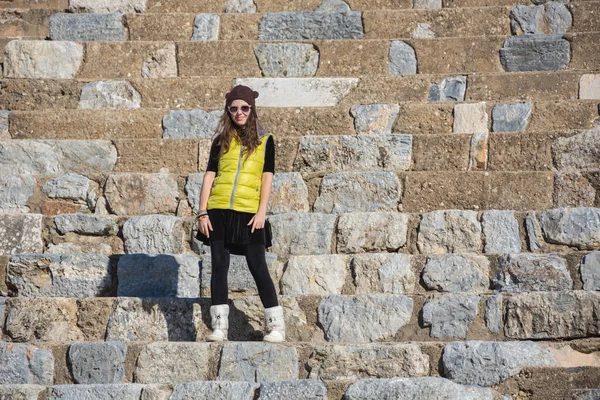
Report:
210,240,279,308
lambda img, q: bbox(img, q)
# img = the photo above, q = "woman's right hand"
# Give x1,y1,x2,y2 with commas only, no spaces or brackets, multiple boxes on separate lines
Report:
199,216,213,238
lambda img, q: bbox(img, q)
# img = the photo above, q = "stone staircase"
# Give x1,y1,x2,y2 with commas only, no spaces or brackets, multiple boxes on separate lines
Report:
1,0,600,399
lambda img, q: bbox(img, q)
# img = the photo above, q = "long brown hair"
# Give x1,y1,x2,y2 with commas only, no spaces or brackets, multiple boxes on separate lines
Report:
215,106,261,159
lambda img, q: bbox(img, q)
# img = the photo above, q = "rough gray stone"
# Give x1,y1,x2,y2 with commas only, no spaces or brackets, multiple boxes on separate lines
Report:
171,381,257,400
224,0,256,13
0,385,47,400
281,254,348,295
504,291,600,339
552,126,600,170
428,76,467,102
295,134,412,174
492,102,532,133
581,252,600,291
49,13,126,41
118,254,200,298
0,174,35,213
442,341,555,386
345,377,493,400
258,11,363,40
254,43,319,78
79,81,141,110
0,140,117,175
553,170,599,208
574,390,600,400
258,380,327,400
417,210,482,254
69,342,127,384
201,251,279,293
135,343,211,384
191,14,220,40
163,110,223,139
500,35,570,72
351,253,416,295
337,212,409,253
69,0,146,13
318,294,413,342
422,294,480,338
350,104,400,135
422,254,490,293
123,215,186,254
7,254,114,297
185,172,205,214
413,22,435,39
4,40,84,79
313,172,401,213
141,44,177,79
0,298,5,329
413,0,442,8
545,2,572,35
389,41,417,75
104,173,179,216
540,208,600,249
219,343,298,382
308,343,429,380
42,173,92,201
0,343,54,385
482,210,521,253
485,294,502,334
269,213,336,257
140,385,173,400
494,253,572,292
268,172,309,214
510,5,544,35
0,110,9,139
318,0,350,11
0,214,43,254
54,214,118,236
454,102,489,134
525,212,544,252
48,384,145,400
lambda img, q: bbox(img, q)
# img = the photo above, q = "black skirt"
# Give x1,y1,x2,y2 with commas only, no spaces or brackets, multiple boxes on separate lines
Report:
196,208,272,255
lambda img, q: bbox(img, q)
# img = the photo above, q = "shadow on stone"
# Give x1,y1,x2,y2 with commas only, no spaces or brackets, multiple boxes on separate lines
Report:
229,302,263,341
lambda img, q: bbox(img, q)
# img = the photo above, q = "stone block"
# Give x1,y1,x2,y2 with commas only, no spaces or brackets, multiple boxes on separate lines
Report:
350,104,399,135
48,384,145,400
184,172,204,214
442,341,555,387
552,126,600,170
500,35,570,72
0,214,43,255
191,14,220,40
163,109,223,139
422,293,480,338
49,13,126,41
135,343,211,384
140,384,173,400
351,253,416,295
122,215,187,254
468,132,488,171
269,213,336,257
170,382,257,400
0,297,5,329
0,343,54,385
313,172,401,213
54,214,118,236
485,294,502,334
254,43,319,77
0,110,9,139
482,210,521,253
413,0,441,8
141,44,178,78
525,212,544,252
389,41,417,75
318,294,413,342
337,212,408,253
494,253,572,292
579,74,600,100
308,343,429,380
4,40,83,79
268,173,309,214
554,170,598,208
224,0,256,13
42,173,92,202
280,254,348,296
428,76,467,102
545,2,572,35
69,342,127,384
258,11,363,40
218,343,298,382
510,5,544,35
318,0,350,11
258,380,327,400
105,172,179,216
417,210,482,254
492,102,532,132
581,252,600,291
0,174,35,213
118,254,200,298
540,208,600,250
69,0,146,12
79,81,141,110
422,254,490,293
412,22,435,38
453,102,488,134
7,254,114,297
0,385,47,400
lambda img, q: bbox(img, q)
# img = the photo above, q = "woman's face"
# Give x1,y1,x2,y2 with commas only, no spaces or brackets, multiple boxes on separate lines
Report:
228,99,251,127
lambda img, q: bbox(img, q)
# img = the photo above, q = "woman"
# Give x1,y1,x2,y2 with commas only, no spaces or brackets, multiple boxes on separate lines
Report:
197,85,285,343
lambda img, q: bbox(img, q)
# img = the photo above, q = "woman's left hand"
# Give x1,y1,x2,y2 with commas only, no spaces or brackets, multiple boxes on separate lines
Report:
248,209,267,233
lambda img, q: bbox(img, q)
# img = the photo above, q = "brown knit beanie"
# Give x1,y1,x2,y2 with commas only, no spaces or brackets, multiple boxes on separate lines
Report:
225,85,259,108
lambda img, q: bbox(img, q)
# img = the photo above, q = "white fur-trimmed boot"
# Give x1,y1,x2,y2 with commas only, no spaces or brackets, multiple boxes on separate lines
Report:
205,304,229,342
263,305,285,343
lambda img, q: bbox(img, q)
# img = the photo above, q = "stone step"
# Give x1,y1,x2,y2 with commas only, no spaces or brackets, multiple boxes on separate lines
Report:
0,0,67,9
0,8,59,39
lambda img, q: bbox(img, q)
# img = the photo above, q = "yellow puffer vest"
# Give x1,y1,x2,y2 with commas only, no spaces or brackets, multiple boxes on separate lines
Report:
207,132,272,213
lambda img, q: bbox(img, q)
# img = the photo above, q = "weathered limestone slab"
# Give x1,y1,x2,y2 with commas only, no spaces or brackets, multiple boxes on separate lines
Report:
224,0,256,13
540,208,600,249
468,132,488,171
350,104,400,135
0,214,43,254
318,294,413,342
318,0,350,11
428,76,466,102
351,253,416,295
200,251,280,292
389,41,417,75
500,35,570,72
313,172,401,213
42,173,92,202
163,109,223,139
0,110,9,139
135,342,211,384
184,172,204,214
233,78,359,107
552,126,600,170
70,0,146,13
510,5,544,35
525,212,543,252
7,254,114,297
141,44,177,78
492,102,532,133
504,291,600,339
122,215,186,254
268,173,309,214
574,390,600,400
69,342,127,384
79,81,141,110
417,210,482,254
140,384,173,400
192,14,220,41
0,343,54,385
546,2,572,35
295,134,412,173
0,174,35,213
422,254,489,293
442,341,555,387
280,254,348,295
485,294,502,334
580,74,600,100
482,210,521,253
581,252,600,291
254,43,319,78
453,102,488,134
118,254,200,298
308,343,429,380
337,212,408,253
54,214,118,236
49,13,126,41
0,298,5,329
422,294,480,338
413,0,441,8
218,343,298,382
344,377,493,400
170,381,257,400
4,40,84,79
48,384,145,400
0,385,47,400
105,173,179,216
258,380,327,400
269,213,336,257
258,11,363,40
494,253,572,292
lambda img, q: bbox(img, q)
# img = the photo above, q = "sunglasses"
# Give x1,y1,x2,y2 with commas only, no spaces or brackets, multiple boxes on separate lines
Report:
228,105,252,114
